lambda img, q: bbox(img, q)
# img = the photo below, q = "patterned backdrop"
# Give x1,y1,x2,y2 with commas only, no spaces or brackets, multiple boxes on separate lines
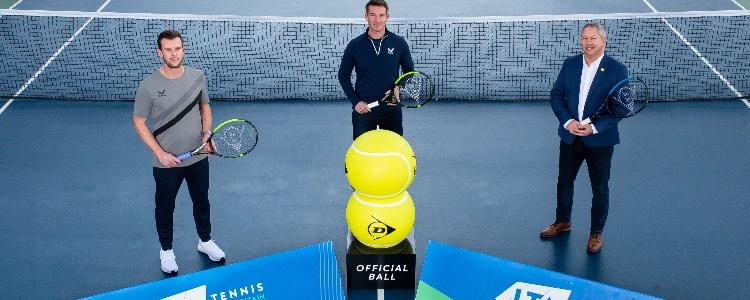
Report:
1,12,748,101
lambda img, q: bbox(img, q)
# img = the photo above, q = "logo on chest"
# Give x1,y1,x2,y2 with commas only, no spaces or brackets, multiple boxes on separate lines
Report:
387,48,394,55
158,90,166,97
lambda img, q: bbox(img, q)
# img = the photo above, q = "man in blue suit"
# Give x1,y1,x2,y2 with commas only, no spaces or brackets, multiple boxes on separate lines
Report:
541,22,628,253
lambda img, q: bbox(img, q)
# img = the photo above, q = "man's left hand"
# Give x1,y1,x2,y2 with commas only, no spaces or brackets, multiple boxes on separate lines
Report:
388,86,400,105
574,123,593,136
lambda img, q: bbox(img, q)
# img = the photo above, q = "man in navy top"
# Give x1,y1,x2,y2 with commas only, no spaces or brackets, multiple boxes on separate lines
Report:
542,23,628,254
338,0,414,140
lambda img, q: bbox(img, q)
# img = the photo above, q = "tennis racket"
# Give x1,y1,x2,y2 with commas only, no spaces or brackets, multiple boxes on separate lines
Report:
176,118,258,160
580,77,649,125
367,71,435,109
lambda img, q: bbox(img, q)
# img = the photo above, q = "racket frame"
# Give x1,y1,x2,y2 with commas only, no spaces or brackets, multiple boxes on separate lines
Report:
580,76,649,125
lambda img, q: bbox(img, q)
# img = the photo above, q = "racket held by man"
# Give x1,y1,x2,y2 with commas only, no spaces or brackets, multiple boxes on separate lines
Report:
176,118,258,160
580,76,649,125
367,71,435,109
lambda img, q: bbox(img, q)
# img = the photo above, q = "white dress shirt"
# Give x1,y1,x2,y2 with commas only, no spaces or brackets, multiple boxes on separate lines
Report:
564,54,604,134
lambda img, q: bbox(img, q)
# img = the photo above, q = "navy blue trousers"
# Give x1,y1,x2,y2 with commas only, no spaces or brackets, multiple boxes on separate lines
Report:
153,158,211,250
352,108,403,140
555,137,614,233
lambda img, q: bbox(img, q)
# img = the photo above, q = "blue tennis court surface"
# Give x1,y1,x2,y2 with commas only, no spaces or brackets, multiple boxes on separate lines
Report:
1,0,749,299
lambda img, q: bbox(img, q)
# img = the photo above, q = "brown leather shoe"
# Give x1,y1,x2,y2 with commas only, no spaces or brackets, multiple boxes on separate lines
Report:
587,232,603,253
539,222,571,238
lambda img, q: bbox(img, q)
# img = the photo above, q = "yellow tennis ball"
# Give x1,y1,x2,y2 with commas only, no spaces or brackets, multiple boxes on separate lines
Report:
345,129,416,198
346,191,415,249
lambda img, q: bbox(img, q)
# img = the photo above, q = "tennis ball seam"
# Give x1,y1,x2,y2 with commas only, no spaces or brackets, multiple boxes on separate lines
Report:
350,144,414,198
353,192,409,208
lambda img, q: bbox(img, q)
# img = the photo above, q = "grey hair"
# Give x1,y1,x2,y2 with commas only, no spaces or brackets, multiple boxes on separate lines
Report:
582,22,607,40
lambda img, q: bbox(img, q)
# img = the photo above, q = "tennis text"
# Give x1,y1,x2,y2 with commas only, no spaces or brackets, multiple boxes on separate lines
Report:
208,282,264,300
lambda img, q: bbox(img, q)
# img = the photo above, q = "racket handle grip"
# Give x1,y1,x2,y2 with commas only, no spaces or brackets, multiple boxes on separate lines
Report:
580,118,592,125
176,152,192,161
367,101,379,108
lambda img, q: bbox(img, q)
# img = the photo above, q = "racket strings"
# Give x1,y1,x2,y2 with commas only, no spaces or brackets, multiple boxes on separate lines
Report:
611,86,636,115
398,75,432,106
211,121,258,157
609,81,647,117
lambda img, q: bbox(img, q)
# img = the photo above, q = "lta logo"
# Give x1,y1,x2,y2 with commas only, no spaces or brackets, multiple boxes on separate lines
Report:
367,215,396,240
495,282,571,300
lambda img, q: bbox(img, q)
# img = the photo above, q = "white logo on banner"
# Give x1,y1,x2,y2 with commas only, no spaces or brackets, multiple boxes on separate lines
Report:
495,282,571,300
162,285,206,300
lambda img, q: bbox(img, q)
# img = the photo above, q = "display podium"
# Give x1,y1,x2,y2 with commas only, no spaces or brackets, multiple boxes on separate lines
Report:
344,130,418,300
346,230,416,300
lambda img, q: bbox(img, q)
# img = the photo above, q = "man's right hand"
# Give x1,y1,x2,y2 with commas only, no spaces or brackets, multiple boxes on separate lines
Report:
156,151,180,167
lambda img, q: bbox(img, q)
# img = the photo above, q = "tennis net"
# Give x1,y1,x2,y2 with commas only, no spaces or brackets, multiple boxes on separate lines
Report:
1,9,748,101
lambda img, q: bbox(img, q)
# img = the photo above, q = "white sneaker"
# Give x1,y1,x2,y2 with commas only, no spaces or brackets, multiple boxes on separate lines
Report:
197,240,225,262
159,249,178,274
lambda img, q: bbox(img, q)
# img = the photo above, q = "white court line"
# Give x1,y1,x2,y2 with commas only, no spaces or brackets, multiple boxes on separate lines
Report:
8,0,24,9
641,0,750,109
0,0,113,115
732,0,748,10
641,0,659,12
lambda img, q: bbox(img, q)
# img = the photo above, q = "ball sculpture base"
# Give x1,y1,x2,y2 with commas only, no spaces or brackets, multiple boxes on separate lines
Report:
345,230,416,300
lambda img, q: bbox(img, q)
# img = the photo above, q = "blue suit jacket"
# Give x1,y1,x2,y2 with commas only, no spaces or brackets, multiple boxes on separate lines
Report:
550,53,628,147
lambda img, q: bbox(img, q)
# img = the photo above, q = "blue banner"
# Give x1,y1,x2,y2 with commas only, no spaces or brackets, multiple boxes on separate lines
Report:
416,241,663,300
84,241,344,300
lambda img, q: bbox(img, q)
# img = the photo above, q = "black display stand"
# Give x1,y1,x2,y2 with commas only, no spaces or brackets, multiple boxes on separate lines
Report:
346,230,416,300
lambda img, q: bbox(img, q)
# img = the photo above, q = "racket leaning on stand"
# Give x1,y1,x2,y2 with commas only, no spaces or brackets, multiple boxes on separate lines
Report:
176,118,258,160
367,71,436,109
581,76,649,125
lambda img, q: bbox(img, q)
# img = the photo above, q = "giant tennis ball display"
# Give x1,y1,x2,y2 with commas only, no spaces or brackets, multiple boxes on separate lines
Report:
345,129,416,199
346,191,415,248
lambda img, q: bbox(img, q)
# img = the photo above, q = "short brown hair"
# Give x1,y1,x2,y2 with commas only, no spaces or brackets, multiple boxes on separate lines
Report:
365,0,389,13
157,30,183,49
